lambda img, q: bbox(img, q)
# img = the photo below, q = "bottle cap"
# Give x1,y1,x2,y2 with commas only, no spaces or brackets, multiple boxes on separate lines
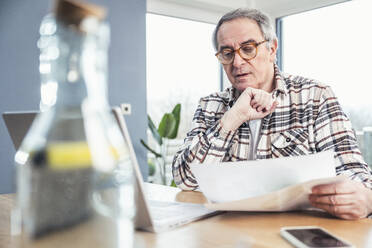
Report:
55,0,106,30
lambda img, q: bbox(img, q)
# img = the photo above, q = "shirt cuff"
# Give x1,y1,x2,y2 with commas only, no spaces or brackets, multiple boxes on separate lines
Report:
200,121,237,156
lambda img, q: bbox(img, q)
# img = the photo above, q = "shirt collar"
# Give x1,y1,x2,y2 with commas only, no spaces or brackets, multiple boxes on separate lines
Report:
226,87,240,107
272,64,288,97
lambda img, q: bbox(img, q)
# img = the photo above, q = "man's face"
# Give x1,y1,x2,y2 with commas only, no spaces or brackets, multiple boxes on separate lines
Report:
216,18,277,92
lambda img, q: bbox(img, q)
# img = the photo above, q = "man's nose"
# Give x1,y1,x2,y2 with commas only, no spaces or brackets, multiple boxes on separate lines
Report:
232,50,246,67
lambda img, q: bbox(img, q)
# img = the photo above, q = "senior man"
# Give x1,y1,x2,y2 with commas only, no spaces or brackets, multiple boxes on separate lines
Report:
172,8,372,220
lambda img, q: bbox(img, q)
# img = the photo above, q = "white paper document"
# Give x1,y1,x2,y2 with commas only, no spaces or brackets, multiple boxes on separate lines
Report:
190,151,342,211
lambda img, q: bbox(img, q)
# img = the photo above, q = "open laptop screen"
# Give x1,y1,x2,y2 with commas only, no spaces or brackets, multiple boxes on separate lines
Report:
3,111,37,150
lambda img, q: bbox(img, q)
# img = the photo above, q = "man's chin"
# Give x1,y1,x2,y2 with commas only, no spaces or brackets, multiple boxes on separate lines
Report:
232,81,258,92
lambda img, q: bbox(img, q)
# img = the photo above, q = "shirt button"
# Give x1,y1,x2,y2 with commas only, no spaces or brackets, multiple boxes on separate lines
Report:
214,132,219,137
286,138,291,142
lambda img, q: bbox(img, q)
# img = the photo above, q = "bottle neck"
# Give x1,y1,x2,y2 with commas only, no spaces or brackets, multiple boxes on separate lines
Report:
39,16,110,112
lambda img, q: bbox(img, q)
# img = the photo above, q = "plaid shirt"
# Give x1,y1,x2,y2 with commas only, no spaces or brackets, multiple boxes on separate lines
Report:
172,65,372,191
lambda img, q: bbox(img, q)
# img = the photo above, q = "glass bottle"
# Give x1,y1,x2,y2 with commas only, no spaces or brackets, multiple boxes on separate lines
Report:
13,0,136,243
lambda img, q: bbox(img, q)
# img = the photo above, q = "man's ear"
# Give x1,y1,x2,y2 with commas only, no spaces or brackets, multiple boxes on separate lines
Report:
269,39,278,63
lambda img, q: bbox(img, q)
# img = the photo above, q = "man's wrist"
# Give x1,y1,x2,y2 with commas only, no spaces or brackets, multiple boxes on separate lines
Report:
220,108,246,131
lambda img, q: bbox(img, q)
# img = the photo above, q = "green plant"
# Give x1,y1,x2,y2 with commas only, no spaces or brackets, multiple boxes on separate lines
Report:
140,103,181,186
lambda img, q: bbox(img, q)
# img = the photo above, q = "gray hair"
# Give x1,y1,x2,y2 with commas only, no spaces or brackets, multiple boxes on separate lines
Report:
213,8,277,51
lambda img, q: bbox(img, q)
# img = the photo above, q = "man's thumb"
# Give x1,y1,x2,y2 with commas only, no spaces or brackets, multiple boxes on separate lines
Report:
269,101,279,114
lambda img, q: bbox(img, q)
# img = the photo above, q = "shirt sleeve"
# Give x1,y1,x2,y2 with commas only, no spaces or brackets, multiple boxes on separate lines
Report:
314,86,372,189
171,98,237,191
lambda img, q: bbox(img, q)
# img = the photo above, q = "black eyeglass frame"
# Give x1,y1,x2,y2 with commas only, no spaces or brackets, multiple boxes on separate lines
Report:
215,40,268,65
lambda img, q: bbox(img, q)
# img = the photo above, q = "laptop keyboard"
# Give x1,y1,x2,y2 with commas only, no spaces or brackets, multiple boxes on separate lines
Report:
148,200,212,222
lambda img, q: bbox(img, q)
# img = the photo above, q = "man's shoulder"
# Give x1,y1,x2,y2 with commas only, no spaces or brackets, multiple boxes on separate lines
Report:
199,88,230,103
283,73,329,90
196,88,231,114
282,73,329,91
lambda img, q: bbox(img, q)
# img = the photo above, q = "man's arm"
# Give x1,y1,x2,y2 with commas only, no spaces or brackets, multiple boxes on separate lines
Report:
172,88,277,190
171,97,238,191
308,85,372,219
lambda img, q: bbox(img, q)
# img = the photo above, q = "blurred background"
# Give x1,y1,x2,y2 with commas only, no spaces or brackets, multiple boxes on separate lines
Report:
1,0,371,193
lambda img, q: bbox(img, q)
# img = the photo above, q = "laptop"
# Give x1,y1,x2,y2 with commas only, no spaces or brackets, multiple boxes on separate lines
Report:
3,109,218,232
3,111,37,150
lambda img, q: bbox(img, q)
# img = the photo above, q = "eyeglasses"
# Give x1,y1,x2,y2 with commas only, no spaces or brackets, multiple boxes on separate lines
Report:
215,40,268,65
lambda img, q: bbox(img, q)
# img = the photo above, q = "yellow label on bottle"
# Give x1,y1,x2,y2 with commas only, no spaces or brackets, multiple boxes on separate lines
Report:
47,142,92,169
45,141,121,170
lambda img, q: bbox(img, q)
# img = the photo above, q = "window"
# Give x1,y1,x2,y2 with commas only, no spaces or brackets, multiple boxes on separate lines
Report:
146,14,220,182
281,0,372,166
146,14,220,138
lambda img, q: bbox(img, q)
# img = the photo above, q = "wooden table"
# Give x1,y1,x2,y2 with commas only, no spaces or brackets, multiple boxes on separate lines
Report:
1,183,372,248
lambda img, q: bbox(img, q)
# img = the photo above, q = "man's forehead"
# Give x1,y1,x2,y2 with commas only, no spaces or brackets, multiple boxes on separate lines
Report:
217,18,263,47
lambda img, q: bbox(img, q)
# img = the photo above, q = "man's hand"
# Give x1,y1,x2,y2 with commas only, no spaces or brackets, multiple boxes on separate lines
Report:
221,87,278,131
309,178,372,220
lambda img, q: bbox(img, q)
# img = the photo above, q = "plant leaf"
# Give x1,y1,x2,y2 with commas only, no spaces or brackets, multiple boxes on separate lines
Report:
172,103,181,122
168,104,181,139
148,159,156,176
170,180,177,187
140,139,162,158
148,115,162,145
158,113,176,138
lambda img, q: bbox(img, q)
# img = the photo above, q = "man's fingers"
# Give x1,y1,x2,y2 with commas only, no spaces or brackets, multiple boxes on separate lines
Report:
252,93,263,104
308,179,371,220
268,101,278,114
309,201,365,220
251,95,275,113
337,214,361,220
311,180,355,195
309,193,354,205
251,102,258,109
244,88,278,119
310,201,348,216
